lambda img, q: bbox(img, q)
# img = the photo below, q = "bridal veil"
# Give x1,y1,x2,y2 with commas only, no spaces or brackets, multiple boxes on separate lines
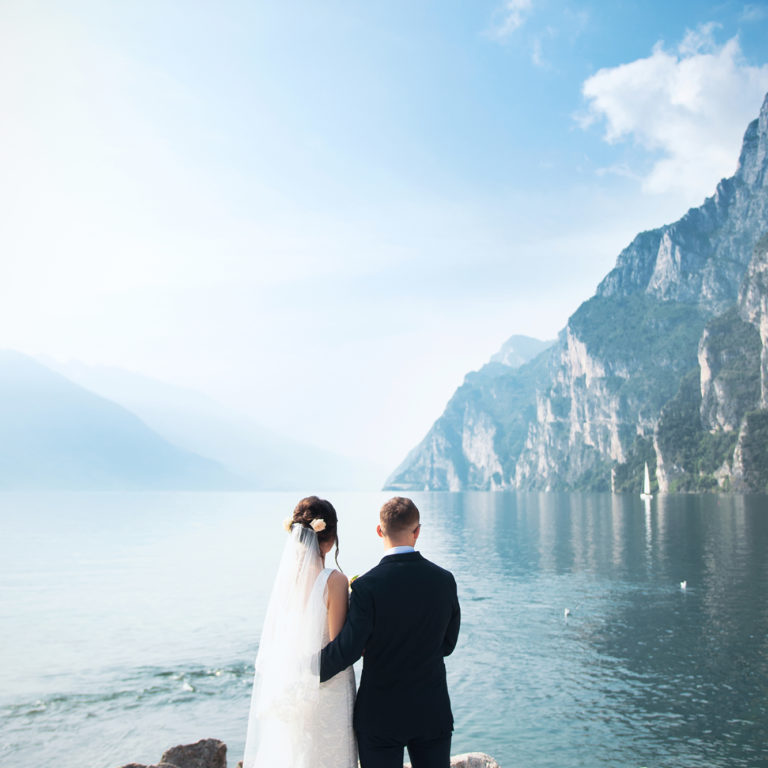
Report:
243,524,327,768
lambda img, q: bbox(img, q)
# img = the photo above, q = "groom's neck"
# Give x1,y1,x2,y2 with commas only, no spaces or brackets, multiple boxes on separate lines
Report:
382,533,417,549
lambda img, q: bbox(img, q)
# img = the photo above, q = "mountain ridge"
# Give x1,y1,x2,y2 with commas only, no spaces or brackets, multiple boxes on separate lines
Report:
387,91,768,493
0,350,241,490
38,358,384,491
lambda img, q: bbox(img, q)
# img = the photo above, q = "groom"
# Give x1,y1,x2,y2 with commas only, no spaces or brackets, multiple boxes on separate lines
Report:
320,496,461,768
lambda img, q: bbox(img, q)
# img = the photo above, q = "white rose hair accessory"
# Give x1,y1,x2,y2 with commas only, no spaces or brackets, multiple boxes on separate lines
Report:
283,516,294,532
310,518,327,533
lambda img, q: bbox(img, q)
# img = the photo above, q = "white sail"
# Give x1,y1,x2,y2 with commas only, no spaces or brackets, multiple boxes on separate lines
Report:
641,462,652,499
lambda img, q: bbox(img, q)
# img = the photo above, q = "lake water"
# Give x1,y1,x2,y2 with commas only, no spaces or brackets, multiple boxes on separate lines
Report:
1,491,767,768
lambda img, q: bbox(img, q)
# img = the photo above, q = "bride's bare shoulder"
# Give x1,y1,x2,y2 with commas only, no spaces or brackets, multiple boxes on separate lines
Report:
328,569,349,590
326,570,348,609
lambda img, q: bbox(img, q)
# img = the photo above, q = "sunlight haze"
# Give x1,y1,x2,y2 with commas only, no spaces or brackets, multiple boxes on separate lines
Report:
2,0,767,473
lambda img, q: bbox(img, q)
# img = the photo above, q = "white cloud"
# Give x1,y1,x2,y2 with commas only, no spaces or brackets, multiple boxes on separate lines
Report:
594,163,642,182
741,4,768,23
492,0,533,38
530,26,558,69
677,21,721,55
530,11,587,69
580,24,768,200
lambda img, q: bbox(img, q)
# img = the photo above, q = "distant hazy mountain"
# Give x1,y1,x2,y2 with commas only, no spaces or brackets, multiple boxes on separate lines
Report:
489,335,555,368
42,359,384,491
384,335,555,490
387,91,768,493
0,351,239,490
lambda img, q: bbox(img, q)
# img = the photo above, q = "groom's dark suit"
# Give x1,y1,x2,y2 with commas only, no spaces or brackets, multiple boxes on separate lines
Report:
320,550,460,768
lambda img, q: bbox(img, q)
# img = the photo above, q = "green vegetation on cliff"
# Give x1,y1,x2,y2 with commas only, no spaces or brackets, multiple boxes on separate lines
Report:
570,294,708,418
738,410,768,492
701,307,762,415
612,436,657,494
656,369,737,491
654,307,761,491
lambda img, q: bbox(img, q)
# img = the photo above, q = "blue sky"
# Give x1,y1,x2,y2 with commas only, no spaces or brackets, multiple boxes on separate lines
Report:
1,0,767,471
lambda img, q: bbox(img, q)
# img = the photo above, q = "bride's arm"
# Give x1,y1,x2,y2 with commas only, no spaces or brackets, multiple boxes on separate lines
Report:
327,570,349,641
320,578,372,682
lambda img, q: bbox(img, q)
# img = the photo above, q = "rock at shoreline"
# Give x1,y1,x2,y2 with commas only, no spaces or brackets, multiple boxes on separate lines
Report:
118,739,226,768
406,753,501,768
121,739,500,768
120,764,177,768
161,740,227,768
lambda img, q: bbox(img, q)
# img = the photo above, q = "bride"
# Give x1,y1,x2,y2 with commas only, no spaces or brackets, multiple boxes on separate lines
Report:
242,496,357,768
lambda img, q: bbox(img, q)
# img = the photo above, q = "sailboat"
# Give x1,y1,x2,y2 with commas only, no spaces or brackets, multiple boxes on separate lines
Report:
640,462,653,500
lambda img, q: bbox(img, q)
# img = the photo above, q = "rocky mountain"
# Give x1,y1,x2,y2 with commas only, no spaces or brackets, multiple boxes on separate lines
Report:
0,351,240,490
489,335,554,367
654,234,768,492
387,92,768,493
385,336,555,490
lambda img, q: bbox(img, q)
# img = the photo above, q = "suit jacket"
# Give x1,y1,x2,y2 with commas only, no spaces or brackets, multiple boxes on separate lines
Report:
320,551,460,740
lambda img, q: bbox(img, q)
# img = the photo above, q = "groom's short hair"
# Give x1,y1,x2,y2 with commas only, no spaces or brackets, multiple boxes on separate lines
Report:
379,496,420,536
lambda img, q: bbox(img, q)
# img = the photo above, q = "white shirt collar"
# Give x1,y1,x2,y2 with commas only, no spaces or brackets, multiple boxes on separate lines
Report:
383,545,416,557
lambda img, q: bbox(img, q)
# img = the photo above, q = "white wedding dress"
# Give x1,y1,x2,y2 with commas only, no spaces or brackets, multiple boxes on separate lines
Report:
243,525,357,768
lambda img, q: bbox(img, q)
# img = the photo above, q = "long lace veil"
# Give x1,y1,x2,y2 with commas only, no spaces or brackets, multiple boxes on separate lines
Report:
243,524,327,768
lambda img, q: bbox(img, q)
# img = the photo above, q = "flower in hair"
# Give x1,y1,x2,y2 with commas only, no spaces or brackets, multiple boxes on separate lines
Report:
310,518,326,533
283,516,294,532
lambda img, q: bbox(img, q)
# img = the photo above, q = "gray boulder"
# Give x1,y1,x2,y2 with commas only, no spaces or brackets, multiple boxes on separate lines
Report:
122,739,500,768
118,739,226,768
449,754,501,768
118,763,177,768
406,752,501,768
160,740,227,768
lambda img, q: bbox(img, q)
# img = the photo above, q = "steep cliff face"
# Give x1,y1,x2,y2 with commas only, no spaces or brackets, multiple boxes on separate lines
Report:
731,411,768,491
653,235,768,493
738,234,768,407
514,296,706,490
698,308,762,433
384,339,553,491
598,96,768,312
388,92,768,492
731,235,768,491
516,93,768,492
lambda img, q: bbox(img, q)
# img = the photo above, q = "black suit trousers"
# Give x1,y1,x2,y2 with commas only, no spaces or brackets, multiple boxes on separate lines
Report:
357,731,452,768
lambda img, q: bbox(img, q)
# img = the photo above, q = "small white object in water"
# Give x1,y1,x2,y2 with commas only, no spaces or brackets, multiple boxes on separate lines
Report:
564,608,571,618
181,681,195,692
680,580,687,590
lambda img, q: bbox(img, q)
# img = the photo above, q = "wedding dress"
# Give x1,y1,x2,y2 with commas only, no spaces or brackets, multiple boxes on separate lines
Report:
242,524,357,768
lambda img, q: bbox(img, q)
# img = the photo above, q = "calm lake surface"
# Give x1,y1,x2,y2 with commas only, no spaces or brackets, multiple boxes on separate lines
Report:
1,491,767,768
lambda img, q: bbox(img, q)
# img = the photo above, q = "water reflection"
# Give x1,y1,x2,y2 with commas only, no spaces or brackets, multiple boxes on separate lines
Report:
582,496,768,767
412,491,768,768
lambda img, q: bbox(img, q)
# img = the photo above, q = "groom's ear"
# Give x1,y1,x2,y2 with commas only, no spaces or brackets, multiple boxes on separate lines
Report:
376,524,384,538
